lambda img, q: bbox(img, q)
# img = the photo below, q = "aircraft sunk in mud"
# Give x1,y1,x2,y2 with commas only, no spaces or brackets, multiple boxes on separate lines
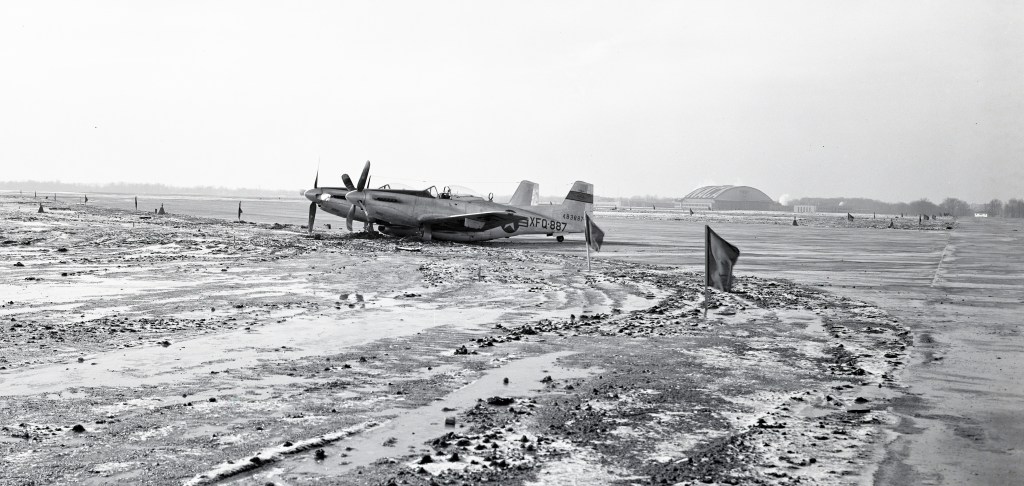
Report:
303,161,594,242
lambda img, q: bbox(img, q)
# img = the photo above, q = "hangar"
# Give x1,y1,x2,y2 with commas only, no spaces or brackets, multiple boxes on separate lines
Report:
679,185,781,211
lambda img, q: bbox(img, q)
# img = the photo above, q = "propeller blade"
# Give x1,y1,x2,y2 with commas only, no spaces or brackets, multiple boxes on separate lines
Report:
314,169,319,189
357,200,374,232
342,173,355,191
307,202,317,234
346,204,355,231
356,160,370,191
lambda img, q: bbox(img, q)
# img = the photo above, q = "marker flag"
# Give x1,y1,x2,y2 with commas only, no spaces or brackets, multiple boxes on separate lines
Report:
705,225,740,292
238,202,243,220
584,214,604,252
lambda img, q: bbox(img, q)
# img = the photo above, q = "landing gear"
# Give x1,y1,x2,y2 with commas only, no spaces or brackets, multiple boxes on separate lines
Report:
556,235,564,242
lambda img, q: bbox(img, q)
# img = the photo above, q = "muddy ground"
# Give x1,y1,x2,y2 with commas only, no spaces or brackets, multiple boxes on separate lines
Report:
3,196,919,485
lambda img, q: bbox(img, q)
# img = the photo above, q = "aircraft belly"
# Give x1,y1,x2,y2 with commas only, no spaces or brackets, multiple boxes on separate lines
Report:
432,228,506,242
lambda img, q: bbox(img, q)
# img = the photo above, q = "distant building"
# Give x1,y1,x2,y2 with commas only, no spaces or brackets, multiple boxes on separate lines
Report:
679,185,781,211
793,205,816,213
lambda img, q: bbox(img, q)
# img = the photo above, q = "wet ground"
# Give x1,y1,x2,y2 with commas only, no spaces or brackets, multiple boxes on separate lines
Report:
1,197,1019,485
503,210,1024,485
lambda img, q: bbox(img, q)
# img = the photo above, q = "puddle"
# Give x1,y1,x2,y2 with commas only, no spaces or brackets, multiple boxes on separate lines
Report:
0,306,504,395
0,275,196,303
263,351,600,479
796,404,834,418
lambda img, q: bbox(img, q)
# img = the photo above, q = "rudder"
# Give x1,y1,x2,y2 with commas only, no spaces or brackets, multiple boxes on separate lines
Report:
562,181,594,218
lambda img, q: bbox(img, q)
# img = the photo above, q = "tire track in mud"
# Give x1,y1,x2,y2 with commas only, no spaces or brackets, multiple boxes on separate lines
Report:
1,197,912,485
231,272,911,486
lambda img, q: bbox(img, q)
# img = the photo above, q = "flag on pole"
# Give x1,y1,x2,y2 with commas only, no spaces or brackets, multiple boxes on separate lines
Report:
847,213,854,221
134,196,138,210
689,208,694,216
84,194,88,204
705,225,740,292
584,214,604,252
238,202,243,221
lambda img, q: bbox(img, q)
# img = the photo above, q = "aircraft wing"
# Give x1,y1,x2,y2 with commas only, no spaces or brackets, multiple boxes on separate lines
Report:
417,211,528,232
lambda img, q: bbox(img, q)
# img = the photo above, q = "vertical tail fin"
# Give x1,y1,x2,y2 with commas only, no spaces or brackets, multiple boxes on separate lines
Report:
562,181,594,218
508,180,539,206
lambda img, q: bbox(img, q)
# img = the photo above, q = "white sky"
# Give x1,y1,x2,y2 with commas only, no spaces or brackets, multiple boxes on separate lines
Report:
1,1,1021,202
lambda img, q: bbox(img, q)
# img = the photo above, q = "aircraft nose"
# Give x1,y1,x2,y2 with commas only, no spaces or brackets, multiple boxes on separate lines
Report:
345,191,363,205
303,188,320,202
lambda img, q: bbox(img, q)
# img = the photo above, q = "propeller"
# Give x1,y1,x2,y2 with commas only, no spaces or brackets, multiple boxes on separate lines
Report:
340,161,369,192
308,201,317,234
342,161,373,233
356,161,370,191
307,169,319,234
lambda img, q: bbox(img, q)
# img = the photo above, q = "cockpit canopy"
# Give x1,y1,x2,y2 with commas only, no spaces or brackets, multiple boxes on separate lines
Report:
425,185,485,200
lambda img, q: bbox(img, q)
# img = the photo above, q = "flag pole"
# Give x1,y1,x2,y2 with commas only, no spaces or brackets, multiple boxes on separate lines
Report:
704,224,709,319
586,237,591,272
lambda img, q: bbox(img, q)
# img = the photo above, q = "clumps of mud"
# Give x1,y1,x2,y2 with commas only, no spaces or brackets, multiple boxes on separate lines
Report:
409,272,914,486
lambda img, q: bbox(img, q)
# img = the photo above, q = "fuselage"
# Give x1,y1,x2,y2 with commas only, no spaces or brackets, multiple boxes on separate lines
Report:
304,180,592,242
347,190,583,242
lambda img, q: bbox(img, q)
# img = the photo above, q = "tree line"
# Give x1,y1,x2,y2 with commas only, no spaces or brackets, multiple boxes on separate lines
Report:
984,199,1024,218
790,196,1023,218
0,180,297,198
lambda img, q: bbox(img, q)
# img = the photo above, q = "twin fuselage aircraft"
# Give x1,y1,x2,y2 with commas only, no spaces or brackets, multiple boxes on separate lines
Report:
302,161,594,242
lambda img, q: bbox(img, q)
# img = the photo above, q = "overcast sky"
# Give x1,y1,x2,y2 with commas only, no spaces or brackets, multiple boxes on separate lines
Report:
2,1,1021,202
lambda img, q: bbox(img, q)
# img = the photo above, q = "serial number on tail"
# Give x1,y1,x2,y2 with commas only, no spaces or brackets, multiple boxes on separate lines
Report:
526,217,568,232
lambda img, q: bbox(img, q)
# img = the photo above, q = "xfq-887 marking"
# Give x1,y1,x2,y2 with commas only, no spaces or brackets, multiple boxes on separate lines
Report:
526,217,568,232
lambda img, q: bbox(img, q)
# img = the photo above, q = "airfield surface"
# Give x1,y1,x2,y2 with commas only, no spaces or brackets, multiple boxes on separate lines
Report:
1,196,1021,485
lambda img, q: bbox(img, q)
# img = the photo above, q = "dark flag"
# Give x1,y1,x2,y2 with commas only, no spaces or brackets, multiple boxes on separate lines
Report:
38,203,44,213
847,213,854,221
84,195,88,204
584,214,604,252
689,208,694,216
134,196,138,210
238,202,243,221
705,225,740,292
